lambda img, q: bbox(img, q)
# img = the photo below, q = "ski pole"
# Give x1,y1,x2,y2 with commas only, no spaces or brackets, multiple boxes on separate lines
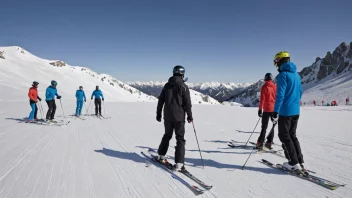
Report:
87,100,92,116
84,102,89,116
39,101,45,119
244,117,261,147
266,121,277,142
242,121,277,170
37,102,43,119
103,100,107,117
59,99,66,119
192,121,205,169
242,147,255,170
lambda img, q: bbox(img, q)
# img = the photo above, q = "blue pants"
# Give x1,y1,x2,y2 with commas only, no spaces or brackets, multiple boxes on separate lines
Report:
29,103,37,120
76,100,84,116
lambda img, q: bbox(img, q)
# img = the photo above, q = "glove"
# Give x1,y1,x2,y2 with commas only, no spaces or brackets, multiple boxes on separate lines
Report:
187,116,193,123
84,99,86,102
271,112,278,120
102,98,104,101
156,115,162,122
258,109,263,118
38,97,42,102
57,95,62,99
91,98,93,100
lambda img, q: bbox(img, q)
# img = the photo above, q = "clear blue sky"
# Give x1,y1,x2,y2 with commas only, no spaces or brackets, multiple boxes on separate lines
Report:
1,0,351,83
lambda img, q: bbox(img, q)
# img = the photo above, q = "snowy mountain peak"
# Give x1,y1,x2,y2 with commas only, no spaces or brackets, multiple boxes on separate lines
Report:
128,81,252,102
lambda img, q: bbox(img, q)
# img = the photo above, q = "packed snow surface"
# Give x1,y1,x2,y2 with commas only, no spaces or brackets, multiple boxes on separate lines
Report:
0,102,350,198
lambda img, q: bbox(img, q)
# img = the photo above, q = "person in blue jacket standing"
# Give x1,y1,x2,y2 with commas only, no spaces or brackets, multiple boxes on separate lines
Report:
91,86,104,116
45,80,61,120
271,51,305,172
75,86,86,117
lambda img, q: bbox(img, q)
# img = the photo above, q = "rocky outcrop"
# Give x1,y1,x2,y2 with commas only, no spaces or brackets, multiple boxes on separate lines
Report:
0,51,4,59
300,42,352,83
49,61,66,67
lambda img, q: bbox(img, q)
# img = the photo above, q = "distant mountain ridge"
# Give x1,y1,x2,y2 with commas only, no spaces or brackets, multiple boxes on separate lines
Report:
226,42,352,107
127,81,251,102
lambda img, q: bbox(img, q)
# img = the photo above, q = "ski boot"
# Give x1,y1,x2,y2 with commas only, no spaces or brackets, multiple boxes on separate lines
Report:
25,120,34,123
255,141,263,150
264,142,273,150
172,163,185,172
282,162,306,175
300,163,309,176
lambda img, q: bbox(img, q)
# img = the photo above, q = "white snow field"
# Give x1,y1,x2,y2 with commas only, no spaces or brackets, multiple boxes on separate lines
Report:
0,101,350,198
0,46,219,105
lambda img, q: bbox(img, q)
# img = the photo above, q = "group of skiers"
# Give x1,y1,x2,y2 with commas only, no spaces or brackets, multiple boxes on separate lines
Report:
26,51,306,173
27,80,105,123
155,51,305,172
312,100,339,106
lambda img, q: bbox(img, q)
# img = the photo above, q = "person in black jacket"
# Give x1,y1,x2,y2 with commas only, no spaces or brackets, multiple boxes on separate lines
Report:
156,65,193,171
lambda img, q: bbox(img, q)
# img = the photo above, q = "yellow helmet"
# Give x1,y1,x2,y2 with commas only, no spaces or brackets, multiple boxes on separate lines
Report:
273,51,290,67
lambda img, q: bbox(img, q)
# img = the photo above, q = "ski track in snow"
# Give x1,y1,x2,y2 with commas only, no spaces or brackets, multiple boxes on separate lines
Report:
0,102,351,197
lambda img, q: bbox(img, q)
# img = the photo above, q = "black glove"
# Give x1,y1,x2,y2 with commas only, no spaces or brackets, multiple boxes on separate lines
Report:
38,97,42,102
91,98,93,100
102,98,104,101
84,99,86,102
271,112,278,120
57,95,61,99
258,109,263,117
187,116,193,123
156,115,161,122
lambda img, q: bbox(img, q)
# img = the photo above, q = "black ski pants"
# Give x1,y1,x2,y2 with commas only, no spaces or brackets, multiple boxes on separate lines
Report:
257,112,275,144
158,121,186,163
95,99,102,115
46,100,56,120
278,115,304,165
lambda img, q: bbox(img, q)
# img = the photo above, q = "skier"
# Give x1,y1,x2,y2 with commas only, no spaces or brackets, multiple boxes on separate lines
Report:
45,80,61,121
322,100,324,106
91,86,104,116
156,65,193,171
27,81,42,123
313,100,316,106
256,73,277,150
75,86,86,117
271,51,305,172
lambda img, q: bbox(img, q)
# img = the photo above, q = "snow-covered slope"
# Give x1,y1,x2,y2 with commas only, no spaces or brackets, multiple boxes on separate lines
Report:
128,81,220,105
0,102,350,197
0,46,156,102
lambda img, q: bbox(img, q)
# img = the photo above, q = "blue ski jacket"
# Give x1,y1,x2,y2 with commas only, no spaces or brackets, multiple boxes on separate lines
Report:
45,86,59,101
76,90,86,101
91,90,104,99
274,62,302,116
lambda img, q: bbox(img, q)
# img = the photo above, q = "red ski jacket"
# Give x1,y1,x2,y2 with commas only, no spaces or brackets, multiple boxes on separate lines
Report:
28,87,38,101
259,80,277,112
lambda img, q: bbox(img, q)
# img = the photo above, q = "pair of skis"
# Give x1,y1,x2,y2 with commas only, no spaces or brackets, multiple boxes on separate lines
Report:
228,140,285,158
21,119,70,126
141,148,212,195
261,159,345,190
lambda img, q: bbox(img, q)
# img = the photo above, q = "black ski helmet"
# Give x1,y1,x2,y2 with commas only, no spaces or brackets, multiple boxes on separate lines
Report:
173,65,185,76
51,80,58,86
79,86,83,89
33,81,39,86
264,73,273,81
